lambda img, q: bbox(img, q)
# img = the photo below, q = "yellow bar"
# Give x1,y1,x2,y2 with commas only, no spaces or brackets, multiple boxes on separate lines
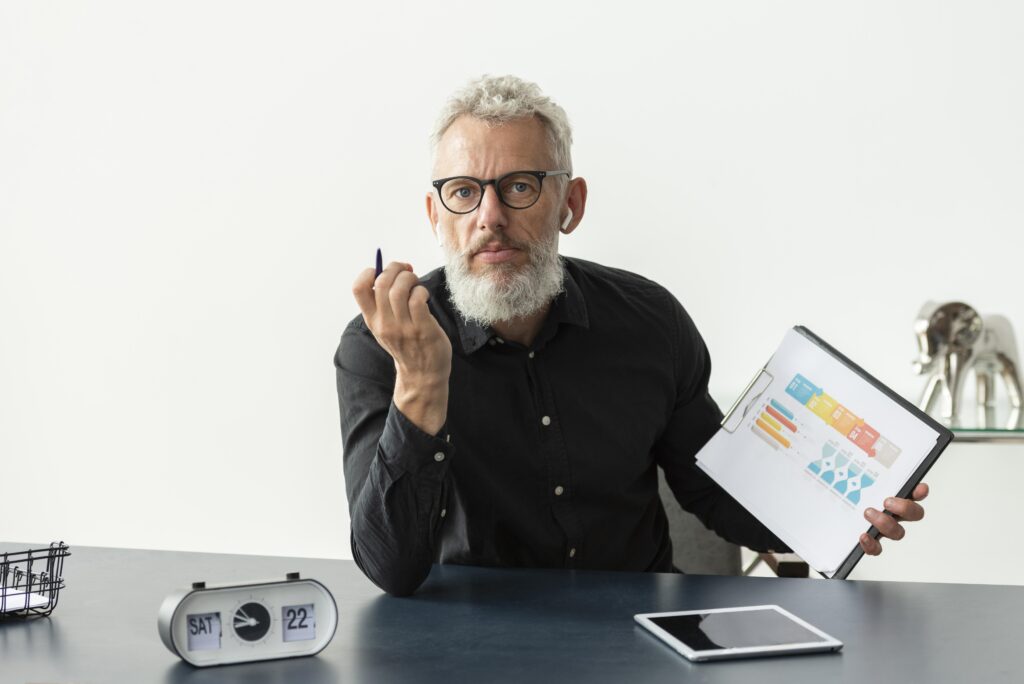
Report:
760,413,782,431
755,418,791,448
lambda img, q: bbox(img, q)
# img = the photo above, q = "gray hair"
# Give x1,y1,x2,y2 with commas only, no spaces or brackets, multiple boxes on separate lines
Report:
431,75,573,175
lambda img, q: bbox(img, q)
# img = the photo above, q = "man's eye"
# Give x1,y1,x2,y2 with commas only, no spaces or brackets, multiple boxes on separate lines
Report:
510,183,529,194
447,184,476,200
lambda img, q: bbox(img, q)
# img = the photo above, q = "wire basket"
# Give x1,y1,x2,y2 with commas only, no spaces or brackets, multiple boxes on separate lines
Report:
0,542,70,619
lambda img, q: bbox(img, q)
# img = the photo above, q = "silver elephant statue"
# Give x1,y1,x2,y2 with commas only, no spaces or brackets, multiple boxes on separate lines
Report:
913,301,1023,428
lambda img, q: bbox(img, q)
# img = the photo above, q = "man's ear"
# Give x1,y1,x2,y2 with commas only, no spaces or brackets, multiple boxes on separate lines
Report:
425,193,441,245
560,208,574,232
560,177,588,236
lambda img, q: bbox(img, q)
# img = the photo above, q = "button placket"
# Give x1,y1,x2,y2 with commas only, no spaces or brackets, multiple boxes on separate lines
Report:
526,343,583,562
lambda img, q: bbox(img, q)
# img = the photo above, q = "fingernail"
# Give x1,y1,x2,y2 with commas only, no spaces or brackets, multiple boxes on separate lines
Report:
885,498,895,508
864,508,876,518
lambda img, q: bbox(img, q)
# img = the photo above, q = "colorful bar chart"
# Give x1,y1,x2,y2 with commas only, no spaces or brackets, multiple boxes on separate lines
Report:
752,398,798,450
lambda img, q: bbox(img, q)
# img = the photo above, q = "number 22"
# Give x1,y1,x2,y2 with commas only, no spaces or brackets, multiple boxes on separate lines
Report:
286,608,308,629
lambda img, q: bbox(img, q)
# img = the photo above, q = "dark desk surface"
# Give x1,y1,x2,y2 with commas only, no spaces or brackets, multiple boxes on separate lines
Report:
1,543,1021,683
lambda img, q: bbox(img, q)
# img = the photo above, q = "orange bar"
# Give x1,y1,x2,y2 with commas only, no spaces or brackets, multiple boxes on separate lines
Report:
765,405,797,432
760,413,783,431
755,418,791,448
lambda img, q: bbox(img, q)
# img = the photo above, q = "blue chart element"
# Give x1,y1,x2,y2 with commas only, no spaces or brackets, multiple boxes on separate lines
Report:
785,374,821,405
848,474,875,504
808,442,838,476
768,399,795,420
822,454,848,485
834,463,860,494
807,443,877,505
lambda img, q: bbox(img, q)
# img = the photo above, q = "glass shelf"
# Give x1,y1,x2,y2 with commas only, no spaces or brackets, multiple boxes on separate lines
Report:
945,406,1024,442
951,428,1024,443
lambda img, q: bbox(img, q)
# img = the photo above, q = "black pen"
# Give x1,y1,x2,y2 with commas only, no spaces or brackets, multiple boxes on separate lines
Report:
375,248,383,277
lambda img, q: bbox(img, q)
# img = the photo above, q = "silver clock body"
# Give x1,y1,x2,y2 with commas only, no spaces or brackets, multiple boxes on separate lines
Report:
157,574,338,667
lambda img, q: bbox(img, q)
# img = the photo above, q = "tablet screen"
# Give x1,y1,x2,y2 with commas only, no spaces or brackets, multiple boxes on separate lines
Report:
646,607,829,651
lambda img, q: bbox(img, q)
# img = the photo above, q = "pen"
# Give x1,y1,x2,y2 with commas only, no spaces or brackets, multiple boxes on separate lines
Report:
375,248,383,278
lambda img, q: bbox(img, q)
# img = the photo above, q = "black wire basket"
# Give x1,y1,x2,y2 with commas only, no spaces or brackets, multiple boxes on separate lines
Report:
0,542,70,619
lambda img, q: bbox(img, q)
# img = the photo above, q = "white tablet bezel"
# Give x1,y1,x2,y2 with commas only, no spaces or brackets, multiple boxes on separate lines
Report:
634,605,843,662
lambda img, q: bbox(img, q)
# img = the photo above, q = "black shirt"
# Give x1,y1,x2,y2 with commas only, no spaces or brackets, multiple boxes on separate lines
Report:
335,257,784,596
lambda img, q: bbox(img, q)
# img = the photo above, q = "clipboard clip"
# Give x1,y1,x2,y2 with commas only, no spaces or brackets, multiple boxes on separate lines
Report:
721,368,775,433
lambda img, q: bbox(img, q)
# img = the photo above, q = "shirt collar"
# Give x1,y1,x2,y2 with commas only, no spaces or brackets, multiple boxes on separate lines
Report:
449,258,590,355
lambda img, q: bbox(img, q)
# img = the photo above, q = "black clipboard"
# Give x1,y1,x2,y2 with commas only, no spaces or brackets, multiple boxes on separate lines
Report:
719,326,954,579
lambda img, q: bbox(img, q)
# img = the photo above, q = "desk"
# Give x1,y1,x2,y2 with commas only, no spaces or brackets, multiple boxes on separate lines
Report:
1,544,1021,683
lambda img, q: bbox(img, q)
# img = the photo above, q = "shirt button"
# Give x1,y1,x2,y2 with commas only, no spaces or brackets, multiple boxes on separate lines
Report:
528,351,535,359
569,547,576,558
541,415,551,426
440,508,447,518
496,337,505,344
434,452,445,462
554,485,564,496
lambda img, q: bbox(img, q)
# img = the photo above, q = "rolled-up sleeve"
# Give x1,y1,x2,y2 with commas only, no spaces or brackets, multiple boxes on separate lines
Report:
335,318,452,596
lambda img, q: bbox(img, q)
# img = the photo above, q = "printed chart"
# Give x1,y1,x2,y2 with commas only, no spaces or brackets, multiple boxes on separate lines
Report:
748,373,904,508
697,327,947,576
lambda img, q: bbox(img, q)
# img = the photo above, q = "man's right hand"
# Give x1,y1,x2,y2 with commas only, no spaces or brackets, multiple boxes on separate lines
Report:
352,261,452,435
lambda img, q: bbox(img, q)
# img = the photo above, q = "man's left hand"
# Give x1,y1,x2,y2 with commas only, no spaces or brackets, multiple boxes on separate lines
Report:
859,482,929,555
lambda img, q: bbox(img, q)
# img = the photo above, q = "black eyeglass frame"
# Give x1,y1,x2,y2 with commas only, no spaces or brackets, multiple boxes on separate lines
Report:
431,169,571,214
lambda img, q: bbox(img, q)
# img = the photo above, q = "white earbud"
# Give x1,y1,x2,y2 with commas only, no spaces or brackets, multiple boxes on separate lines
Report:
435,223,444,246
560,209,574,231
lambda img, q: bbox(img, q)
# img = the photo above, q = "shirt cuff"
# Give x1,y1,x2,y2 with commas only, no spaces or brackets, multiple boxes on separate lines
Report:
378,400,453,475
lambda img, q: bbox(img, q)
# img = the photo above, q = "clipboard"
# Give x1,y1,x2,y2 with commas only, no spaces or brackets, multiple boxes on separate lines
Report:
696,326,953,579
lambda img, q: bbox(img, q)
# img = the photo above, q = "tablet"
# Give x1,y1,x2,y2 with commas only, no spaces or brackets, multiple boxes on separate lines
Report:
634,605,843,662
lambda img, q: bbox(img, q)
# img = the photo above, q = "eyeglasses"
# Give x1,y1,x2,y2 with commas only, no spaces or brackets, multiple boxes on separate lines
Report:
431,169,570,214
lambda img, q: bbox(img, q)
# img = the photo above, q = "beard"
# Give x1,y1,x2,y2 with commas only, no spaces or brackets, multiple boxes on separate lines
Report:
443,230,565,328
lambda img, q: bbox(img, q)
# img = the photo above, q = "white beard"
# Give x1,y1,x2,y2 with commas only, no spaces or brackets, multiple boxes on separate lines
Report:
443,230,565,328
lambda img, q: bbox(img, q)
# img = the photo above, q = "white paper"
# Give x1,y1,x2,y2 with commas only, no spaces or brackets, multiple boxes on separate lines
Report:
0,587,50,613
697,328,941,575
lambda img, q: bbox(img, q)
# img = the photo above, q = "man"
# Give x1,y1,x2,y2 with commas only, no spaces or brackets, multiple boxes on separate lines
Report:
335,75,927,597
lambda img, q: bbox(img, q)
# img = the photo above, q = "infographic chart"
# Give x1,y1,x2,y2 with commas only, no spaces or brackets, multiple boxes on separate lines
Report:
748,373,904,509
696,327,947,577
785,373,902,468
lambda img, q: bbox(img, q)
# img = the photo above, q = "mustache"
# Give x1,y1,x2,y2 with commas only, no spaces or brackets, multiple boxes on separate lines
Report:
461,233,532,257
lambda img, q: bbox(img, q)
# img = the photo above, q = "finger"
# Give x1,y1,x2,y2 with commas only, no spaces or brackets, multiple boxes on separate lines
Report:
912,482,930,501
859,533,882,556
883,496,925,522
864,507,906,540
408,285,435,328
352,267,378,321
389,270,420,325
374,262,413,321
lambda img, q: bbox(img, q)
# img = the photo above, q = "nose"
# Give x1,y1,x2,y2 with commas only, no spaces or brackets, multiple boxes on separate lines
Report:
475,182,508,233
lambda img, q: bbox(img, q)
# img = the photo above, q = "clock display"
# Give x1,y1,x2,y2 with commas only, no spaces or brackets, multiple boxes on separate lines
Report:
186,612,222,651
160,575,338,667
233,601,272,642
282,603,316,642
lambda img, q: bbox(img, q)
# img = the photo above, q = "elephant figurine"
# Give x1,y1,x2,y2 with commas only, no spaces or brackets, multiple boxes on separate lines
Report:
912,301,1023,428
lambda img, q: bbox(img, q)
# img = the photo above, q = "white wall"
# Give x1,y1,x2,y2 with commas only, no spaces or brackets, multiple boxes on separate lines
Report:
2,2,1022,582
